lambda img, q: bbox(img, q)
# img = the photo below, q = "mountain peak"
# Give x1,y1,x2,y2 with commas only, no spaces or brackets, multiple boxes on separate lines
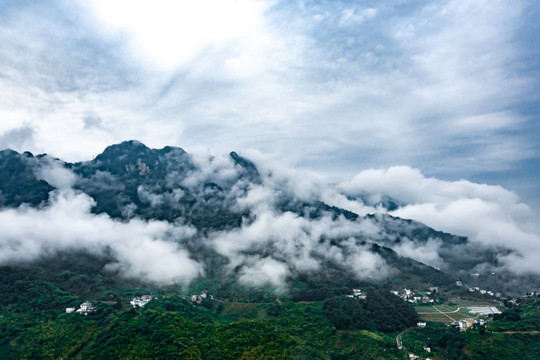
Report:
93,140,149,161
230,151,261,184
99,140,148,154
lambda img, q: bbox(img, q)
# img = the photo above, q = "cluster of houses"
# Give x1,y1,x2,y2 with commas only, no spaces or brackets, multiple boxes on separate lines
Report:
391,288,437,304
66,295,155,314
455,280,502,298
130,295,153,308
408,353,432,360
66,301,95,315
346,289,367,300
453,318,487,331
348,288,439,303
408,352,432,360
190,290,211,304
468,287,500,297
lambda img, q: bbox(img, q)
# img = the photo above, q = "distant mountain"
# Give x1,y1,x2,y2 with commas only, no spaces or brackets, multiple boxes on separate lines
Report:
0,141,528,297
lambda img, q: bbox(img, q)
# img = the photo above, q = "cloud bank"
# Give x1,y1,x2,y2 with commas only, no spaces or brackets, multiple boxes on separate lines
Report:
1,146,540,294
337,166,540,275
0,189,201,284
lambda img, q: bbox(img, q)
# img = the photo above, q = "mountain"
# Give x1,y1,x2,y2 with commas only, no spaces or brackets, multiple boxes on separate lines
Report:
2,141,540,360
0,141,529,297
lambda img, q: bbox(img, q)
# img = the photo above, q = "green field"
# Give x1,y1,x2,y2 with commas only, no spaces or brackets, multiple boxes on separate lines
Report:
219,302,269,322
415,299,500,322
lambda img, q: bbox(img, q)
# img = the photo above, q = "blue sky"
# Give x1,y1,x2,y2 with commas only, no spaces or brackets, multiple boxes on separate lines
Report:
0,0,539,210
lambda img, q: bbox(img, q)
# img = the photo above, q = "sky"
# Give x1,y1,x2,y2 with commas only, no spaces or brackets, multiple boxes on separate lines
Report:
0,0,539,210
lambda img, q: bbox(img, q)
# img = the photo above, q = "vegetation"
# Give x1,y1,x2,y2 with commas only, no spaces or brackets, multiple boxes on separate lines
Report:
401,296,540,360
323,288,418,332
2,142,540,358
1,295,409,359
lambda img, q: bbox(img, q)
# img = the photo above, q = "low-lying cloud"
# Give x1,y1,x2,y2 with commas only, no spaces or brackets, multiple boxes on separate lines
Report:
337,166,540,275
0,189,201,284
1,152,539,291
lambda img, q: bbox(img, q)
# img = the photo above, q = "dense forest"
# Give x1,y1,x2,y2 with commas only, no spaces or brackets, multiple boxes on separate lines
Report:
1,293,407,359
3,264,539,360
323,289,418,332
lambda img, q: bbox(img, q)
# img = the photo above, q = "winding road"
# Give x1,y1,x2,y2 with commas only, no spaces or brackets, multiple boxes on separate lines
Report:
396,327,415,349
397,327,450,360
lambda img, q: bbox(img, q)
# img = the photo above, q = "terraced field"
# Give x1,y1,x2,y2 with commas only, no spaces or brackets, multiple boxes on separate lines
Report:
415,299,500,322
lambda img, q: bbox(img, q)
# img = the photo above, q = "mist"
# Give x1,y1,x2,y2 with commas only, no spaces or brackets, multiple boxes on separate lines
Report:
1,148,539,291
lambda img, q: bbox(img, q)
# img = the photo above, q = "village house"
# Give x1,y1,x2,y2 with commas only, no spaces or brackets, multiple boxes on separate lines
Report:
130,295,153,308
66,301,96,315
190,290,210,304
457,318,475,331
352,289,367,299
79,301,93,312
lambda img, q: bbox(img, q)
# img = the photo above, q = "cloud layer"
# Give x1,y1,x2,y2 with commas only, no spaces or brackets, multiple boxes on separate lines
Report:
337,166,540,274
0,189,201,284
1,150,539,289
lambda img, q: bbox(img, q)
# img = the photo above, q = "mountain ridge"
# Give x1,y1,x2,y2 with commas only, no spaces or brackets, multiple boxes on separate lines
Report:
0,141,531,296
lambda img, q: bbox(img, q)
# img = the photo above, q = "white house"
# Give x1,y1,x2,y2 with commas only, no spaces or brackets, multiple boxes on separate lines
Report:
190,290,210,304
73,301,95,315
130,295,154,308
80,301,93,312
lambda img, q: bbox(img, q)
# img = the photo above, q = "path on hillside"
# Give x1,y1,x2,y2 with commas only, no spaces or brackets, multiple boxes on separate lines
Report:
432,306,457,321
396,327,415,349
417,307,462,315
436,346,450,360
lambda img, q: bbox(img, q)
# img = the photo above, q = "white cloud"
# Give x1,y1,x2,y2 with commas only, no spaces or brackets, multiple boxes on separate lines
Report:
0,190,202,284
345,244,391,280
238,257,288,289
339,7,377,27
84,0,272,70
34,157,77,190
339,166,519,208
338,165,540,275
0,0,535,189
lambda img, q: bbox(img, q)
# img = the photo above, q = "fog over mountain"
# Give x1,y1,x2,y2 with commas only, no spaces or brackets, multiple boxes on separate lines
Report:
1,141,538,294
